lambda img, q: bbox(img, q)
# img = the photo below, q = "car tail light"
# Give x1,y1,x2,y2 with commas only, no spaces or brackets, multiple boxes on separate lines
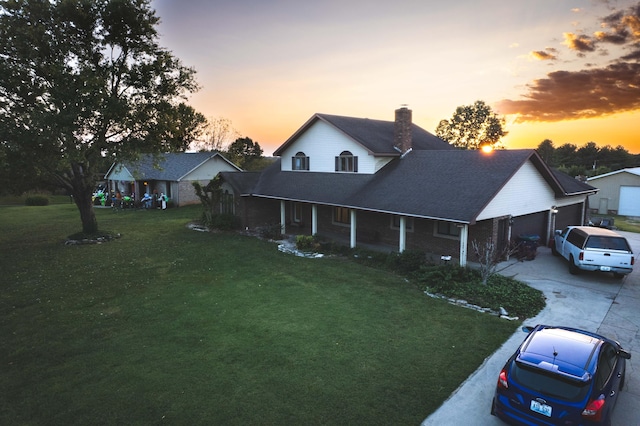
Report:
579,251,584,261
498,369,508,389
582,395,605,421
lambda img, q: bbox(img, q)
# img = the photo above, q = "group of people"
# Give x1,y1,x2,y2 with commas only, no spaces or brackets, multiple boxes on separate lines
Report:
93,188,168,210
140,190,168,210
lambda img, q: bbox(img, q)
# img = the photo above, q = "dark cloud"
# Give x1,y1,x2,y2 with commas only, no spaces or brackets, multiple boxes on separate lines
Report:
498,2,640,122
497,62,640,121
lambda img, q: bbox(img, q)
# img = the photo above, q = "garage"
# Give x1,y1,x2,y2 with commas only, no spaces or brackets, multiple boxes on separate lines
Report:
618,186,640,216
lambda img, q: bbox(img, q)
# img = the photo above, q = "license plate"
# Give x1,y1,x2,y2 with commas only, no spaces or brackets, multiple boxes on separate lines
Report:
530,400,552,417
600,266,611,271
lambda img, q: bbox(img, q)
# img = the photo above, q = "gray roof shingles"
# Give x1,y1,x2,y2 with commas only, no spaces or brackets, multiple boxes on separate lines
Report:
273,113,454,156
119,152,236,181
239,149,597,224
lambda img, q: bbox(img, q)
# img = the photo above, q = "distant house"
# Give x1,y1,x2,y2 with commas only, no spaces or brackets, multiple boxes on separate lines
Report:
220,108,597,266
587,167,640,216
105,152,241,206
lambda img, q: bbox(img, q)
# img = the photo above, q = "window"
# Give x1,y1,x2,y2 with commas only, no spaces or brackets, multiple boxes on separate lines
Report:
436,221,460,237
595,344,618,390
333,207,350,225
292,203,302,223
335,151,358,172
391,216,414,231
292,152,309,171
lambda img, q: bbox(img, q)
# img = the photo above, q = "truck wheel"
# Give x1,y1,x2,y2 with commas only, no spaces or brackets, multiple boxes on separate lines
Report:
551,244,559,256
569,256,579,275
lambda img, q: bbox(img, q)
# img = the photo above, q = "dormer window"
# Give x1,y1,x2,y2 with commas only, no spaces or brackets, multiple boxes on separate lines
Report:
335,151,358,172
292,152,309,171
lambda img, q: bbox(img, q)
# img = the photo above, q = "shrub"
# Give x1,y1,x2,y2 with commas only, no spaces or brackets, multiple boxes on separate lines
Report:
386,250,427,273
296,235,320,251
414,265,545,319
258,223,283,240
25,195,49,206
211,213,240,230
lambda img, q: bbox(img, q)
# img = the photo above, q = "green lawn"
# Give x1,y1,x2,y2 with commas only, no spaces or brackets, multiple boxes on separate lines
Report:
0,204,517,425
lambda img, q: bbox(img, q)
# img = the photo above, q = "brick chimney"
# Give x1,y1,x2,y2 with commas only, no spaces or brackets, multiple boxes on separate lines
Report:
394,106,412,153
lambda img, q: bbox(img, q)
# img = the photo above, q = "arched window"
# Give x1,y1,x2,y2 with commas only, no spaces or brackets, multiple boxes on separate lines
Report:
335,151,358,172
292,152,309,170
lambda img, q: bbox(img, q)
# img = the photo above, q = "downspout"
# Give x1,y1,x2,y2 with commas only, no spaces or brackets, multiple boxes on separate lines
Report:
459,224,469,267
399,216,406,253
312,204,318,235
350,209,357,249
280,200,286,235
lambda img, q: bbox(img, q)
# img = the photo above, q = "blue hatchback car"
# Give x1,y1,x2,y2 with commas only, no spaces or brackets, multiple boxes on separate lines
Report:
491,325,631,425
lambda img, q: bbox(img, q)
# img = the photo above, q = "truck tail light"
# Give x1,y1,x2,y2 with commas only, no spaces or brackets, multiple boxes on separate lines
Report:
632,256,635,266
579,251,584,261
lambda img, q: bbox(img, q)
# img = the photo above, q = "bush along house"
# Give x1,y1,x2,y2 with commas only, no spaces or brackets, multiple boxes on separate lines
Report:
219,107,598,266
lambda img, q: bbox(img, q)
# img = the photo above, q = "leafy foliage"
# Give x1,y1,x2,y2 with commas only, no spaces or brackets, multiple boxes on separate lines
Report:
535,139,639,177
24,195,49,206
192,176,238,230
415,265,545,319
225,137,264,170
436,100,508,150
296,234,320,251
0,0,203,233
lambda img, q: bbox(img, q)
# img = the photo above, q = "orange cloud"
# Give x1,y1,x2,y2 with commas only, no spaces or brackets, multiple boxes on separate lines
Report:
530,48,558,61
563,32,596,53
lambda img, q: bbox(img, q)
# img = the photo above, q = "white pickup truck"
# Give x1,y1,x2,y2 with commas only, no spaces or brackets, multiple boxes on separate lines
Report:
552,226,635,278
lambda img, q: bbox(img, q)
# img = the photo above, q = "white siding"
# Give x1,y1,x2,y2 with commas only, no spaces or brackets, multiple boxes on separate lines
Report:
182,156,238,181
279,121,378,174
476,161,556,220
107,165,134,181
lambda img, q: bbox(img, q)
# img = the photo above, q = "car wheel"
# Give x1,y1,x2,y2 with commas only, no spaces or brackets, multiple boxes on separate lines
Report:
569,256,579,275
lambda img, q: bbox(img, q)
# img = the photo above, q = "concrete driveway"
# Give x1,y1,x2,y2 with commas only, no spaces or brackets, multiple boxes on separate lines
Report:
422,231,640,426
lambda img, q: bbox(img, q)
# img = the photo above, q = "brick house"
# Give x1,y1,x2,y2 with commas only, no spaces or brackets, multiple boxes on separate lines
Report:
220,108,597,266
105,151,241,206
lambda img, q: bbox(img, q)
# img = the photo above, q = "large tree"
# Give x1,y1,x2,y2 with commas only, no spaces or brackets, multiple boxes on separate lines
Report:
436,100,507,150
0,0,203,233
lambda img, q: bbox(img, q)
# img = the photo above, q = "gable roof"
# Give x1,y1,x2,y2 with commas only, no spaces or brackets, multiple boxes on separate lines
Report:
273,113,454,156
105,152,241,181
587,166,640,181
233,149,597,224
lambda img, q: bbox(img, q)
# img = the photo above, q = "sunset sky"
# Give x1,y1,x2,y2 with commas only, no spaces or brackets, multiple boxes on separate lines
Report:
151,0,640,155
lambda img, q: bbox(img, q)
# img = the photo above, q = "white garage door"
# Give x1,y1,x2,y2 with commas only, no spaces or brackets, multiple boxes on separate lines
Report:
618,186,640,216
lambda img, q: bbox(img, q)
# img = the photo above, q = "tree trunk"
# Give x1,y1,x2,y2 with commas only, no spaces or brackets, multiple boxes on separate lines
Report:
73,188,99,234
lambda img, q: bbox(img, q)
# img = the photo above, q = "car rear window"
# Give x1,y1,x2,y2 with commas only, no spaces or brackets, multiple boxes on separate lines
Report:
585,236,631,251
511,362,590,402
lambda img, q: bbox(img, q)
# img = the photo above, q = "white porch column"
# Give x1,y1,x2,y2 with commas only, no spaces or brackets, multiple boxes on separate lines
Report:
459,224,469,267
280,200,286,235
399,216,406,253
311,204,318,235
350,209,357,248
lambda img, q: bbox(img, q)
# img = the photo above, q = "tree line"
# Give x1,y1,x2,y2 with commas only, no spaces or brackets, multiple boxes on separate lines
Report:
535,139,640,178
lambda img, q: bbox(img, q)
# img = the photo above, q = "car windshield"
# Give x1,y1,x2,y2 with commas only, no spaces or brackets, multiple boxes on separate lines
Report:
511,362,590,402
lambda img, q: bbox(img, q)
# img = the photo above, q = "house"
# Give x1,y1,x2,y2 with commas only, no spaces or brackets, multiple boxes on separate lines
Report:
219,108,598,266
105,151,241,206
587,167,640,216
